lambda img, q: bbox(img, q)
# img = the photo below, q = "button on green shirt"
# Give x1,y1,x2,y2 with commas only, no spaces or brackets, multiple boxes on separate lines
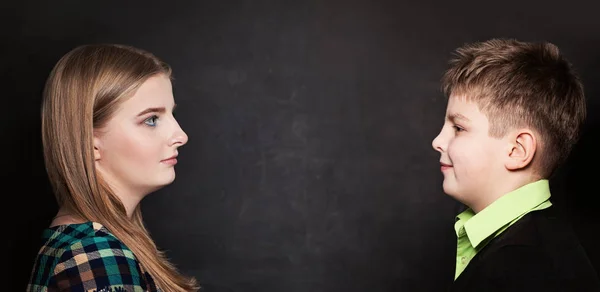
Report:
453,179,552,280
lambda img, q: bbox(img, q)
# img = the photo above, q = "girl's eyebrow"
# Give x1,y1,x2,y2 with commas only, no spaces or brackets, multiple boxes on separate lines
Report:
137,107,166,117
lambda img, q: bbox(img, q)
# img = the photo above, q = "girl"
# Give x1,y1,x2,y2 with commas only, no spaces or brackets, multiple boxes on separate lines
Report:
27,44,199,292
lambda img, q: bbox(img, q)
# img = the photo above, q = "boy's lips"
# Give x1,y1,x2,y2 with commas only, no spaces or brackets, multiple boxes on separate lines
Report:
440,162,452,171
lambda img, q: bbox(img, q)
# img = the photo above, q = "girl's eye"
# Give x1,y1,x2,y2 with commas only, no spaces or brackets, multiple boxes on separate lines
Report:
453,125,464,132
144,115,159,127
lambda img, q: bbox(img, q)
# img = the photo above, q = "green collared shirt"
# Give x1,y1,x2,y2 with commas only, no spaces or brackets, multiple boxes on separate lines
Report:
453,179,552,280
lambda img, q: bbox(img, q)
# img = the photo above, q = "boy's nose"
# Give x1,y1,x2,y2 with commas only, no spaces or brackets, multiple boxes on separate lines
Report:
432,132,444,153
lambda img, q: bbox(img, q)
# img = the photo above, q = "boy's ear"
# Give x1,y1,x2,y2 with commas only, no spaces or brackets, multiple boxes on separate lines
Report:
505,129,536,171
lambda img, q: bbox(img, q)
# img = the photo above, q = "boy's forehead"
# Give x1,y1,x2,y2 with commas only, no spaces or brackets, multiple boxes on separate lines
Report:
445,97,483,121
448,93,480,107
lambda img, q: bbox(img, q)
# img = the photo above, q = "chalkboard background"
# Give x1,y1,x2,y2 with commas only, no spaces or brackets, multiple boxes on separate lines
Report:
4,0,600,290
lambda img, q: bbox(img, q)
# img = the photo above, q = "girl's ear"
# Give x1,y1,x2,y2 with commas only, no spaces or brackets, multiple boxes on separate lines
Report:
93,136,102,161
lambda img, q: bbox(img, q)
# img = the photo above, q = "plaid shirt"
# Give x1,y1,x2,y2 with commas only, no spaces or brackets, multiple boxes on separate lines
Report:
27,221,159,292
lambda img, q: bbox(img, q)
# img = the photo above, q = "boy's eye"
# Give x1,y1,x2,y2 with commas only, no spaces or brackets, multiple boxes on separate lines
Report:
144,115,159,126
453,125,464,132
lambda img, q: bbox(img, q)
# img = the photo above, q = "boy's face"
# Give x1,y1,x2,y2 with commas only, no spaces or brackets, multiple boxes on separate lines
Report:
432,95,507,210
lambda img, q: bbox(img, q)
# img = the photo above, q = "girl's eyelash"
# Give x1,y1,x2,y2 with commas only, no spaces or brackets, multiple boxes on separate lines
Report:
144,115,159,126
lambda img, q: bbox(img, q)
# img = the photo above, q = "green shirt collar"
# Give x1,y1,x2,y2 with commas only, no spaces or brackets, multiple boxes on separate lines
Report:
454,179,551,249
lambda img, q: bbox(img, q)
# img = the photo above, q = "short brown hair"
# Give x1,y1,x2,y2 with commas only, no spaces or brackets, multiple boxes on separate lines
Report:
441,38,586,178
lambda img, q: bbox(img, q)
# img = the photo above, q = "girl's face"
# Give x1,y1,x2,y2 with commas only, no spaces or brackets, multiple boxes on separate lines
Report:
94,74,188,202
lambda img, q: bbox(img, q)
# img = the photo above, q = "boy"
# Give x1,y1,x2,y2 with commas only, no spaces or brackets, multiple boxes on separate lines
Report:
432,39,600,291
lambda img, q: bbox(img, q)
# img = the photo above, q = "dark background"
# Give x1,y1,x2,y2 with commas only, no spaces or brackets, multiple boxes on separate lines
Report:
4,0,600,291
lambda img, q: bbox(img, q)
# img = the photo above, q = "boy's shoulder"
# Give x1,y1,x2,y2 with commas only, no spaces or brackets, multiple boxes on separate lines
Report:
453,206,600,291
489,206,578,248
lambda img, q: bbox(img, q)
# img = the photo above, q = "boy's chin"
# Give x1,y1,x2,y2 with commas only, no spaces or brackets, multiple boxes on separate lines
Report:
442,182,466,202
441,180,457,196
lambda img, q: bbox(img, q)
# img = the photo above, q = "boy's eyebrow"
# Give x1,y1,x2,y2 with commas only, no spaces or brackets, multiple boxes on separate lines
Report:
137,107,166,117
448,113,471,123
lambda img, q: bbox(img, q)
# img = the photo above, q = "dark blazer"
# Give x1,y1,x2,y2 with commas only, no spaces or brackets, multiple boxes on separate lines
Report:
451,206,600,292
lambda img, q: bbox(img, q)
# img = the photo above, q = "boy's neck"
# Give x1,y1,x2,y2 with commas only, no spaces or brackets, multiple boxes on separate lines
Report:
470,173,543,213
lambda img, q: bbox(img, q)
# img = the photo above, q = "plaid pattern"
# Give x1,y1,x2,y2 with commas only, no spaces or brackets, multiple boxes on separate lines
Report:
27,221,159,292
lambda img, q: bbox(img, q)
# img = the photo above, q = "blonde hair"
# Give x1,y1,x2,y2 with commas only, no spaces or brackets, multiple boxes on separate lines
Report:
441,38,586,177
41,44,198,291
